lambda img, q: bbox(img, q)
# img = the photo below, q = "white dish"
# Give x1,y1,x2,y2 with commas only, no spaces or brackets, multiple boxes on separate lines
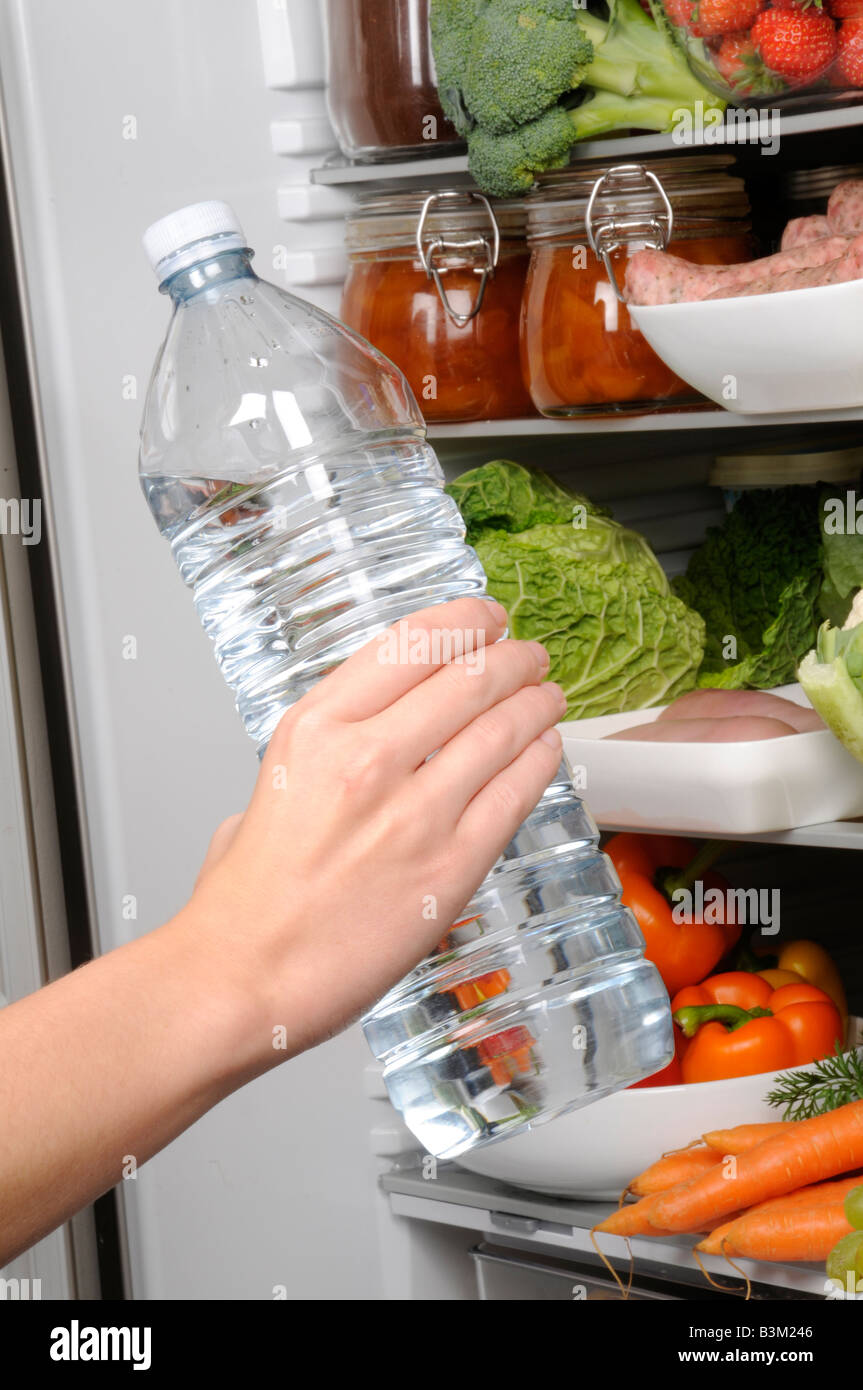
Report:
629,279,863,415
456,1020,863,1200
558,682,863,835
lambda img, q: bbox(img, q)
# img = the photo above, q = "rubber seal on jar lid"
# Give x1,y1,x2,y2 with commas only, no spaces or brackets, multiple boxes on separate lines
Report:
525,154,749,246
344,188,527,254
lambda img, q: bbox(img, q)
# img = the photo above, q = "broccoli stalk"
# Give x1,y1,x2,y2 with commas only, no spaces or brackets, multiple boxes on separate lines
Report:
579,0,722,107
566,88,705,143
430,0,726,198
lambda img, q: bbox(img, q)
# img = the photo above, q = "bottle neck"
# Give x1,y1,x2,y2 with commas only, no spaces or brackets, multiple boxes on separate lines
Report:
161,249,256,302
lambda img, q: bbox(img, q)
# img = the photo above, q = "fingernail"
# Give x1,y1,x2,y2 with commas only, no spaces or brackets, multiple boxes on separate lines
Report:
529,641,550,671
487,600,508,626
540,728,562,747
545,682,567,710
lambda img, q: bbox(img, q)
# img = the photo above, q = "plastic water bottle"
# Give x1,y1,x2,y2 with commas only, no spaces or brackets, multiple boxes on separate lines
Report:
139,202,672,1159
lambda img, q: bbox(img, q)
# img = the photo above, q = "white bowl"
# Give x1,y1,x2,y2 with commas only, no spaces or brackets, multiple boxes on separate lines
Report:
559,683,863,835
628,279,863,415
456,1020,862,1200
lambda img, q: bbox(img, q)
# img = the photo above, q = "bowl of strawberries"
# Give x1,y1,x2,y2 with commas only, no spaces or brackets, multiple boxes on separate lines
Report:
657,0,863,102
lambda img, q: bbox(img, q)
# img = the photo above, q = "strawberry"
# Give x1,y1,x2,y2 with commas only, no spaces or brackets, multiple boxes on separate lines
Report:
771,0,825,10
751,6,839,78
714,31,761,84
837,14,863,80
664,0,708,35
713,29,790,89
828,0,863,18
695,0,763,35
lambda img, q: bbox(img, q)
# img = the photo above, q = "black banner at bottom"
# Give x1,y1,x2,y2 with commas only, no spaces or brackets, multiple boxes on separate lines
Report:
0,1294,854,1375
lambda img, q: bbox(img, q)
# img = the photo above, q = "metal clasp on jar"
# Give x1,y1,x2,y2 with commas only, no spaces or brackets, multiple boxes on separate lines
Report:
416,190,501,327
585,165,674,303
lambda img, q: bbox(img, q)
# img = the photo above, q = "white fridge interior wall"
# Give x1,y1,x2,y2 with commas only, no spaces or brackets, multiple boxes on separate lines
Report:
0,0,390,1299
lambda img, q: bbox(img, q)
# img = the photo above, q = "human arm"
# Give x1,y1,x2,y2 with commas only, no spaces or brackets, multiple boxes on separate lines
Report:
0,598,564,1263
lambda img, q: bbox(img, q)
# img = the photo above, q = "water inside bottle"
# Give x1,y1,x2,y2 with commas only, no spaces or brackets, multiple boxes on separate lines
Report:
140,214,673,1157
142,439,486,750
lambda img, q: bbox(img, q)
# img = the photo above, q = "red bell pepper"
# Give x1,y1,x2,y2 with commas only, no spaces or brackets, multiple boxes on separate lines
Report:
477,1025,536,1086
605,833,739,998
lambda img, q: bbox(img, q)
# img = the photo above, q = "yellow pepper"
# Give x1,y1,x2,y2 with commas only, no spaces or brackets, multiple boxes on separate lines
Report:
757,968,805,991
757,940,848,1034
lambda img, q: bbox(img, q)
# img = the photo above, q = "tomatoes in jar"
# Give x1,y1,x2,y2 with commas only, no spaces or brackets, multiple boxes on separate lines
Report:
343,252,534,423
521,234,755,416
342,190,535,424
522,157,755,417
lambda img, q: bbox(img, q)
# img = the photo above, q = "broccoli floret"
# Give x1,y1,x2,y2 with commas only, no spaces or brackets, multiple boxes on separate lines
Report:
430,0,490,135
430,0,726,197
468,90,717,197
467,106,578,197
463,0,595,135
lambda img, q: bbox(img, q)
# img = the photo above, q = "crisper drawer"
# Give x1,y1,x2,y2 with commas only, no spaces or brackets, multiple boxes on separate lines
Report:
470,1244,676,1302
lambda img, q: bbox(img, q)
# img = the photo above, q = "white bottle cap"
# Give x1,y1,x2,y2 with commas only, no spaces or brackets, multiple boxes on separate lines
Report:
142,201,247,280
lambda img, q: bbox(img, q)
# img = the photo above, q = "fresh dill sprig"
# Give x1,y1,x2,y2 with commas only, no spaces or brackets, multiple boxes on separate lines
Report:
765,1045,863,1121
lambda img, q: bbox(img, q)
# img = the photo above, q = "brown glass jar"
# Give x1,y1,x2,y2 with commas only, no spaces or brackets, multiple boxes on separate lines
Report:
323,0,461,161
521,157,755,417
342,190,535,424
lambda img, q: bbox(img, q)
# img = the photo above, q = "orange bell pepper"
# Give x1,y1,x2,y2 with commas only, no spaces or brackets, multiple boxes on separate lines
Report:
605,833,739,998
671,971,844,1084
740,936,848,1031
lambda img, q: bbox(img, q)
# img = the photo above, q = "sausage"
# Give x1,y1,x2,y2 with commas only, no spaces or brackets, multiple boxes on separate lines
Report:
655,689,824,732
604,716,799,743
827,179,863,236
624,236,849,306
704,233,863,300
780,215,831,251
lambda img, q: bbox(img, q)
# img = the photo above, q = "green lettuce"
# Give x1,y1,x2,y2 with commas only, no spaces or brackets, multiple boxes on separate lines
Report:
446,459,599,544
477,526,705,717
820,485,863,626
673,487,824,690
445,461,705,719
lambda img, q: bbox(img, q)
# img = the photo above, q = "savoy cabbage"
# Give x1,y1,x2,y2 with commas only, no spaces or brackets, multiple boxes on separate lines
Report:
445,460,705,719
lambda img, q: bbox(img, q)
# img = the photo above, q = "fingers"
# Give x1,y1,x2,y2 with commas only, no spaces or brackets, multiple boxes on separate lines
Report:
417,680,567,812
304,597,508,721
375,637,550,769
457,731,563,855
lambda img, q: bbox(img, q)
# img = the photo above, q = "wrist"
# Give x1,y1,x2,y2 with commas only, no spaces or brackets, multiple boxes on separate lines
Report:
168,881,311,1084
160,900,283,1091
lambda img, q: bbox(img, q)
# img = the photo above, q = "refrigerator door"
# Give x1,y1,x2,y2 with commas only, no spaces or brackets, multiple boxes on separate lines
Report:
0,321,99,1297
0,0,382,1298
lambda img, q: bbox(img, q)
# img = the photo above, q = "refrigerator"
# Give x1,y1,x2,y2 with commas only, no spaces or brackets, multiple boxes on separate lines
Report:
0,0,861,1302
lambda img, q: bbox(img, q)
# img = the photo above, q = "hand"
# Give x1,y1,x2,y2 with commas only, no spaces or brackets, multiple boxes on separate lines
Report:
189,597,565,1060
0,598,565,1264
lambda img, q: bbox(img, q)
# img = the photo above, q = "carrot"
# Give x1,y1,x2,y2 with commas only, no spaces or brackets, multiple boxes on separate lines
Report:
595,1194,667,1236
697,1204,853,1261
629,1145,721,1196
652,1099,863,1233
699,1218,739,1254
596,1196,744,1238
753,1172,863,1216
702,1123,796,1155
611,1174,863,1249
